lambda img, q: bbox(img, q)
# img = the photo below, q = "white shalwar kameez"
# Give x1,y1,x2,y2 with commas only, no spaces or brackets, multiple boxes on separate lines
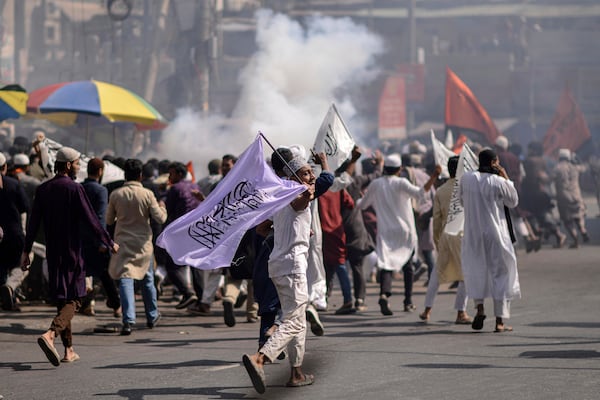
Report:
459,171,521,317
359,175,424,271
263,204,311,366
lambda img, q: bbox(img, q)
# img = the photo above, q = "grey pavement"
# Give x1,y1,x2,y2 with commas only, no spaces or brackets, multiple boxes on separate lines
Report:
1,239,599,400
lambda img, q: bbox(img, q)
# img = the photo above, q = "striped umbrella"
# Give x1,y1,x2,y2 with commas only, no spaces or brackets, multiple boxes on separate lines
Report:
0,84,28,122
27,80,167,152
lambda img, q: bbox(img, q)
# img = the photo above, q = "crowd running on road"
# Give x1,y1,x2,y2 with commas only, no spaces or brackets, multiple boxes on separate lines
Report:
0,128,596,393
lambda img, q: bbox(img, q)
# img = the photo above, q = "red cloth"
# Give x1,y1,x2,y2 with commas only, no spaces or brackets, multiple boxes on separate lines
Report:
318,189,354,266
445,66,500,145
543,86,591,158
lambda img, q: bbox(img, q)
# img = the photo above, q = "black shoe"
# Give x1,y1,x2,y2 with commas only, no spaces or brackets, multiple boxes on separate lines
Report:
334,302,356,315
378,295,393,316
175,294,198,310
234,292,247,309
0,285,15,311
223,301,236,327
121,323,132,336
147,313,161,329
413,265,427,282
582,232,590,243
449,281,459,289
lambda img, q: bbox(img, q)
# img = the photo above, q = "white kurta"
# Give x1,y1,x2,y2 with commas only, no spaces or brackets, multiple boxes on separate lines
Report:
459,171,521,301
359,175,424,271
268,203,311,278
307,199,327,308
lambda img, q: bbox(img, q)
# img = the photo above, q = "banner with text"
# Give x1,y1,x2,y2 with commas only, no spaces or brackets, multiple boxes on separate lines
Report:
312,104,355,172
156,135,306,269
444,143,478,235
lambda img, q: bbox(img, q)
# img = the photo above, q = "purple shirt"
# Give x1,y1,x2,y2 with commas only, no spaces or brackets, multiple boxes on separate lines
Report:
165,180,201,225
25,175,113,300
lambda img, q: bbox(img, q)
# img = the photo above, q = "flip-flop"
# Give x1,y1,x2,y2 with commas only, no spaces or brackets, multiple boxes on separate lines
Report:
242,354,266,394
37,336,60,366
494,325,513,333
286,373,315,387
471,314,486,330
455,317,473,325
61,353,80,363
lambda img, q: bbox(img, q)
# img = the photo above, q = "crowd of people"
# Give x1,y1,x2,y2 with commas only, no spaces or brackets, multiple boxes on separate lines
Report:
0,128,595,393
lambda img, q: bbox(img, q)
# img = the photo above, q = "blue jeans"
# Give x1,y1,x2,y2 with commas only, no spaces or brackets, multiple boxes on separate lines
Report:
119,266,159,325
326,263,353,304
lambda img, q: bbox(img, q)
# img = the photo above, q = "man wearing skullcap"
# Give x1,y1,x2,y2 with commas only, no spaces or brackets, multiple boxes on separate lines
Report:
358,153,441,315
21,147,119,366
242,148,325,394
11,153,40,210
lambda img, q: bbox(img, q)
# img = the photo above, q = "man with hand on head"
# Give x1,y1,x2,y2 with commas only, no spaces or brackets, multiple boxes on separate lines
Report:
459,148,520,333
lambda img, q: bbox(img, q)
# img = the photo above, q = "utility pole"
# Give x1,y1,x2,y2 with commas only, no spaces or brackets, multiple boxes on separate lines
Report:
144,0,170,103
13,0,25,83
197,0,212,113
406,0,417,135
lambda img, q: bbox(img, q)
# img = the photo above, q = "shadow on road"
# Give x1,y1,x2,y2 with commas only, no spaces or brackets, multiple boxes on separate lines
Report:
94,358,237,370
93,386,253,400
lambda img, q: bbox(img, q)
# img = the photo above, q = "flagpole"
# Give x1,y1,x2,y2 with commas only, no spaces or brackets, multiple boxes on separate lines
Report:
257,131,304,183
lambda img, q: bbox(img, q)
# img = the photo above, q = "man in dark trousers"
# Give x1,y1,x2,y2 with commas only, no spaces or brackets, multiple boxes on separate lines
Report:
0,152,30,311
81,157,121,317
21,147,118,366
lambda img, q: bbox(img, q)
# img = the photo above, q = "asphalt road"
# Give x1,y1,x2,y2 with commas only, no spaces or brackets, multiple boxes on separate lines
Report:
1,242,599,400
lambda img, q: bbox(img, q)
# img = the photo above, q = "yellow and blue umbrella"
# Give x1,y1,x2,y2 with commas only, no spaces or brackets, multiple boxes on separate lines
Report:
0,84,28,122
27,79,167,129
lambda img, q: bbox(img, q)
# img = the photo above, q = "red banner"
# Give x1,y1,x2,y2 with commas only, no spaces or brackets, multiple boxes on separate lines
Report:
378,75,406,140
444,67,500,145
543,86,591,157
398,64,425,103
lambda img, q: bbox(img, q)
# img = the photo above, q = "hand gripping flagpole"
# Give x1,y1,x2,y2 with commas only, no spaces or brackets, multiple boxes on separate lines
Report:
257,131,304,183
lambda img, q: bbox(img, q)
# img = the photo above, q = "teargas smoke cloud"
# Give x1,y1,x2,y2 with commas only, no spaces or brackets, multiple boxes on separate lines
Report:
158,9,384,174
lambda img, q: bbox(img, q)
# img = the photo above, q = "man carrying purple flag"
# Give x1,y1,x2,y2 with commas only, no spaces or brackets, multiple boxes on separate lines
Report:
157,135,305,270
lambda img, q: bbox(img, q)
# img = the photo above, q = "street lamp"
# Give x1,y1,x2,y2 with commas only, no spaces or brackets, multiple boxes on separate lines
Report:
107,0,133,21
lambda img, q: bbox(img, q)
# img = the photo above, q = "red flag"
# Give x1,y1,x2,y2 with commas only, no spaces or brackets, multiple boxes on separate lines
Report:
452,134,468,154
543,86,591,157
445,67,500,145
186,161,195,182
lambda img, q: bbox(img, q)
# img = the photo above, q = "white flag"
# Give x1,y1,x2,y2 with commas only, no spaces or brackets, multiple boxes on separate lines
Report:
44,138,124,184
312,104,355,171
156,135,306,270
444,129,454,150
444,143,478,235
430,130,456,179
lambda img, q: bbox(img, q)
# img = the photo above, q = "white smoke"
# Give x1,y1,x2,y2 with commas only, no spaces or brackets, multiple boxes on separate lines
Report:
158,10,384,176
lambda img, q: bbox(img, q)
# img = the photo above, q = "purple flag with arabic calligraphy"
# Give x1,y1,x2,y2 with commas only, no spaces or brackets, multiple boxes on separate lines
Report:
157,135,305,269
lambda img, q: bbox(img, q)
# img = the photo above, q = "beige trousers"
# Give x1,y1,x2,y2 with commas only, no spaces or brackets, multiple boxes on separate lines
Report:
259,273,308,367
